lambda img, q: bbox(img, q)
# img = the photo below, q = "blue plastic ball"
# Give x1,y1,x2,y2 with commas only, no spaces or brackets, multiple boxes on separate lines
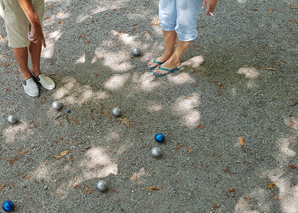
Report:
66,109,70,113
155,133,165,143
2,200,14,212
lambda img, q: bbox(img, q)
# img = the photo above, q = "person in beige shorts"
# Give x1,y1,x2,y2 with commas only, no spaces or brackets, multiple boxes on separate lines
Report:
0,0,55,97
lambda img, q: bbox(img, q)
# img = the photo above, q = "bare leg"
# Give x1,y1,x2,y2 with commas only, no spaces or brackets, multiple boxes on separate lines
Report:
13,47,32,80
153,38,192,75
29,40,42,76
148,30,177,68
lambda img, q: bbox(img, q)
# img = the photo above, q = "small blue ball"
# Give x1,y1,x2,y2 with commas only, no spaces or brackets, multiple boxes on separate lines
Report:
66,109,70,113
2,200,14,212
155,133,165,143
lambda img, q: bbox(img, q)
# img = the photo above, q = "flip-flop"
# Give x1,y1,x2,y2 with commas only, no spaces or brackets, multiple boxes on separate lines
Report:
147,58,164,70
152,65,181,77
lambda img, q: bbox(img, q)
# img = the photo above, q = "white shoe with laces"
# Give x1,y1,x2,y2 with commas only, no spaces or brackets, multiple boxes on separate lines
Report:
22,78,39,97
33,73,55,90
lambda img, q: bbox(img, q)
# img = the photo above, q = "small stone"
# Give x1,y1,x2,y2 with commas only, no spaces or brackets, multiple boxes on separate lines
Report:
44,185,48,190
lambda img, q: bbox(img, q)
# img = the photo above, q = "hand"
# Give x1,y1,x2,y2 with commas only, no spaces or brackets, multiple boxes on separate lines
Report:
202,0,218,17
28,23,46,48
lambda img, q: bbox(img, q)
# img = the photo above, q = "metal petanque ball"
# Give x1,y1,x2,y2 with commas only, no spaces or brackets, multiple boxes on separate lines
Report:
132,48,141,56
155,133,165,143
7,115,17,124
112,107,121,117
2,200,14,212
97,180,108,192
52,101,62,110
151,147,163,158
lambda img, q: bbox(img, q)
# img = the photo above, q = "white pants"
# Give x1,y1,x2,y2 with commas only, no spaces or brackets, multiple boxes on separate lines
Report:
159,0,203,41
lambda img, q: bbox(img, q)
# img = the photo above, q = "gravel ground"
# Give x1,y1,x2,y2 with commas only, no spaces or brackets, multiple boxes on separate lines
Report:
0,0,298,212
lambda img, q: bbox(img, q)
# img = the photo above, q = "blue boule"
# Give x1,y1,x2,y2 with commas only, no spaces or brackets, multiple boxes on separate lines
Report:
2,200,14,212
66,109,70,113
155,133,165,143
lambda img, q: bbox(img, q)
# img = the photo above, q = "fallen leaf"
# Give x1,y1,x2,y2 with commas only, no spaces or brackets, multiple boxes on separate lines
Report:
0,184,5,190
290,119,295,127
251,9,258,11
288,3,291,8
23,175,32,180
71,184,80,188
151,19,158,25
189,146,193,154
276,198,282,201
85,146,91,150
57,21,64,24
239,136,245,146
125,120,130,129
58,121,62,125
217,83,223,89
87,40,91,45
147,187,159,191
146,32,151,36
18,149,28,156
175,146,181,152
213,204,220,209
266,68,276,71
58,194,63,196
289,19,294,23
288,165,297,169
296,20,298,24
70,118,78,124
198,165,201,168
60,150,69,157
0,34,3,40
9,158,19,166
53,155,62,158
197,125,204,129
268,9,272,13
267,182,275,189
130,177,137,181
133,23,138,26
184,97,191,99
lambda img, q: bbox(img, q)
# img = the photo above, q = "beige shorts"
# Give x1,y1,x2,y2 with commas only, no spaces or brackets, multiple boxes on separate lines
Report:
0,0,44,48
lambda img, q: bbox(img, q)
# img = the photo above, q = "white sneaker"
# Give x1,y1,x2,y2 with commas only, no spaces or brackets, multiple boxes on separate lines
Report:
22,78,39,97
34,74,55,90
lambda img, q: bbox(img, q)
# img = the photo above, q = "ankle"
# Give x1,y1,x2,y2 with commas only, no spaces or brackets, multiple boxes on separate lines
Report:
31,68,41,77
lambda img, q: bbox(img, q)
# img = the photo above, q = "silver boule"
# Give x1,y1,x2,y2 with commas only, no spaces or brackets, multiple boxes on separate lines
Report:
151,147,163,158
132,48,141,56
112,107,121,117
97,180,108,192
7,115,17,124
52,101,62,110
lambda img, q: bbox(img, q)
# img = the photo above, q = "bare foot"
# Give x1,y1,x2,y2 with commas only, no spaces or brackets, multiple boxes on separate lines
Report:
152,60,180,75
147,54,171,69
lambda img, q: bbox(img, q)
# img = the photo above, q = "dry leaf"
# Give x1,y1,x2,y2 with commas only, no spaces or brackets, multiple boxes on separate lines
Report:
71,184,80,188
290,119,295,127
239,136,245,146
146,32,151,36
130,177,137,181
276,198,282,201
189,146,193,154
288,3,291,8
296,20,298,24
197,125,204,129
198,165,201,168
175,146,181,152
133,23,138,26
213,204,220,209
18,149,28,156
289,20,294,23
87,40,91,45
267,182,275,189
60,150,69,157
53,155,62,158
58,21,64,24
85,146,91,150
288,165,297,169
70,118,78,124
58,121,62,125
58,194,63,196
0,184,5,190
23,175,32,180
266,68,276,71
151,19,158,25
268,9,272,13
147,187,159,191
9,158,19,166
217,83,223,89
74,176,77,182
125,120,130,129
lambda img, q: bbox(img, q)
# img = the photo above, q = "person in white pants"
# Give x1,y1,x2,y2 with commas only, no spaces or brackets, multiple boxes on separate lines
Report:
148,0,218,77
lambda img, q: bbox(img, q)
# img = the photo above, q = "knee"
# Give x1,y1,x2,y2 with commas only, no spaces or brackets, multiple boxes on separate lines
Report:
175,25,198,42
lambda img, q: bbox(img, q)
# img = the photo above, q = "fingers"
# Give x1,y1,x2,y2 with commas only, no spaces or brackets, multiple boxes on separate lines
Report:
206,3,216,17
202,0,207,9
